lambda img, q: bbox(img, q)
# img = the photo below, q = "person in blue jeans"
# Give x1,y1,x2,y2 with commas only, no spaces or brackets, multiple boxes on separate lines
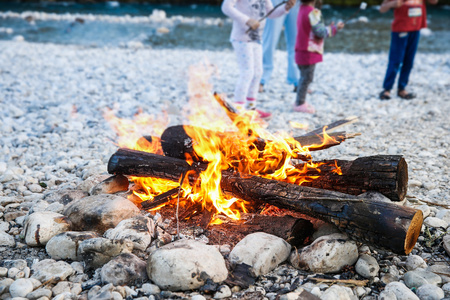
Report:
379,0,438,100
259,0,300,93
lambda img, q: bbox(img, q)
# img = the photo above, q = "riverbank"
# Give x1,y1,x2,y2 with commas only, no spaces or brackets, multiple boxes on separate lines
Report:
0,41,450,299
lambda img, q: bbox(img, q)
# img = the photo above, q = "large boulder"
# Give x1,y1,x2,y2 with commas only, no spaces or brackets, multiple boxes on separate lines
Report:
63,194,140,233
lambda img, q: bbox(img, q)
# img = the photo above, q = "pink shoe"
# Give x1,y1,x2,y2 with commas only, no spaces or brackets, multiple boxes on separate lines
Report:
293,103,315,114
255,109,272,120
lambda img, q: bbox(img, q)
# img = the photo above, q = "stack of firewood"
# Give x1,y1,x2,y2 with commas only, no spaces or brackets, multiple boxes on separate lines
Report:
107,95,423,255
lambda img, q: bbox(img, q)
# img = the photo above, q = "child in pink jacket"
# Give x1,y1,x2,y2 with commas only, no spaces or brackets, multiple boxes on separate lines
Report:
294,0,344,113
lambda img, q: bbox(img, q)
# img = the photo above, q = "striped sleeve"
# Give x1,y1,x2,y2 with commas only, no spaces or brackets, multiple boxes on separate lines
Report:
308,9,337,39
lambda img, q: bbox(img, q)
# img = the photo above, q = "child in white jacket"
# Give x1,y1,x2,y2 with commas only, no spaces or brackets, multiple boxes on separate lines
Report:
222,0,296,120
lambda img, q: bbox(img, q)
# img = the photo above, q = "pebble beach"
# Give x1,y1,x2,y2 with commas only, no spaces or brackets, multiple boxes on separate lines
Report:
1,39,450,299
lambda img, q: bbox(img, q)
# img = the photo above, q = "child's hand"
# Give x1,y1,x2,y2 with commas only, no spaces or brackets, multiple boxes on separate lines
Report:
246,18,260,30
285,0,296,10
336,21,344,30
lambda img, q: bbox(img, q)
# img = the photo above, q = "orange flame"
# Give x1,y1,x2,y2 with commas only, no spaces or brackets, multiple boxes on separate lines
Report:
104,63,343,222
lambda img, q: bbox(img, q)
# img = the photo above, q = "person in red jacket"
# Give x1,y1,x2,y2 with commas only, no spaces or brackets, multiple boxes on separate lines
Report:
379,0,438,100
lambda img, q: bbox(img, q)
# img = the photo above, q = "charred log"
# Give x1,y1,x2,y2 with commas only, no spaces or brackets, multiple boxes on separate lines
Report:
296,155,408,201
208,214,314,248
108,149,423,255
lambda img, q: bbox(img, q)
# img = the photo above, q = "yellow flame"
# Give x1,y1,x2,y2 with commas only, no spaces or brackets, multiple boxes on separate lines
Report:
103,63,344,220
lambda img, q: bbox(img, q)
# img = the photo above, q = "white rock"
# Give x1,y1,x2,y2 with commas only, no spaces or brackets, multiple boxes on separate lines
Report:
355,254,379,278
416,283,444,300
424,217,448,229
45,231,99,260
89,174,129,195
23,211,71,246
443,235,450,256
25,287,53,299
403,269,442,288
147,239,228,291
436,209,450,223
290,233,358,273
31,259,75,282
0,231,15,247
384,282,419,300
0,221,10,232
229,232,291,277
104,215,155,251
140,283,160,296
78,237,134,269
442,282,450,294
405,255,427,270
378,290,397,300
9,278,34,298
426,264,450,283
416,205,431,218
100,253,147,286
320,285,354,300
213,285,232,299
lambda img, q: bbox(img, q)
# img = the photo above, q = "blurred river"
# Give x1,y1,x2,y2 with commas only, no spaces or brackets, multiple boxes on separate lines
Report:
0,1,448,53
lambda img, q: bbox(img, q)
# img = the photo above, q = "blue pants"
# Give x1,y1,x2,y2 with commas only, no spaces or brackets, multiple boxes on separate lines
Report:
260,0,300,87
382,31,420,91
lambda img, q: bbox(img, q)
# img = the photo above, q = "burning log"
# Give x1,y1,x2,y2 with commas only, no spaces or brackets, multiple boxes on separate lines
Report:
296,155,408,201
160,125,406,200
160,125,354,162
108,149,423,255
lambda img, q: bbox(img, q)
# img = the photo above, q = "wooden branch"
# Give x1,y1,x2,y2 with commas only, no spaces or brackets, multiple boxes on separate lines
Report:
141,187,180,209
108,149,423,255
296,155,408,201
304,116,359,136
309,278,369,287
293,131,359,151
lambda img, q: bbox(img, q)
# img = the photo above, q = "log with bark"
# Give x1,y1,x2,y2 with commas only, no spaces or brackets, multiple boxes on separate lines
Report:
207,214,314,248
108,148,423,255
295,155,408,201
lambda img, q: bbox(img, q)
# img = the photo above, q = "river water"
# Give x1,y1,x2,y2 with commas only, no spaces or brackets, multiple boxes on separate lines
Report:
0,1,448,53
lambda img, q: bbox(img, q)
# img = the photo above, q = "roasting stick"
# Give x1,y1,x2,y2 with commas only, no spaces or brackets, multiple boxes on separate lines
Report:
344,2,367,23
213,93,359,151
245,0,288,33
304,116,359,135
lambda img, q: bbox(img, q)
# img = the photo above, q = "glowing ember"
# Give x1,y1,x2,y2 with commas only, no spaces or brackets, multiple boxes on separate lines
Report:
105,64,342,221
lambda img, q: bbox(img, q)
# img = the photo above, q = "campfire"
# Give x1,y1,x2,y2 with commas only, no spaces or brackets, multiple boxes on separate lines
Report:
104,66,423,256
